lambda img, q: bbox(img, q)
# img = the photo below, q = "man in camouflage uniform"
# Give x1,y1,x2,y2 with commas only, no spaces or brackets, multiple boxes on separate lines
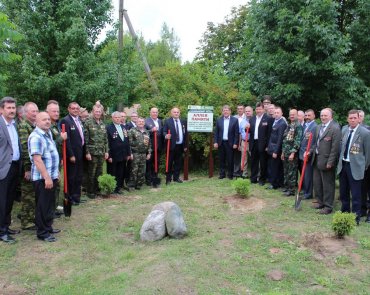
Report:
281,109,303,196
19,102,39,229
128,117,151,190
46,100,67,214
84,105,108,198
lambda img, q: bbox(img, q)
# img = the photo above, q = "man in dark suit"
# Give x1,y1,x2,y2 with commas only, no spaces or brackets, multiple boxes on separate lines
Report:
310,108,341,214
337,110,370,224
126,111,138,130
214,105,239,179
163,107,187,184
145,107,163,187
60,102,85,205
107,112,131,194
0,97,21,243
249,102,274,185
298,109,317,199
267,106,287,189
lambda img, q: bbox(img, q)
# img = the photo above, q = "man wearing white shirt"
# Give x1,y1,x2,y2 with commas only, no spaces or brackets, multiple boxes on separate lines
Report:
233,104,246,177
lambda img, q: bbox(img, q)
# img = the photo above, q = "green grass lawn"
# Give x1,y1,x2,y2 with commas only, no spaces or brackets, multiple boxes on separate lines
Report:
0,176,369,295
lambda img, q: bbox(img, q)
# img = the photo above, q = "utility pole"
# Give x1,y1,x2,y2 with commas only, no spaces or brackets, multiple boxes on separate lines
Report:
117,0,125,110
123,9,159,95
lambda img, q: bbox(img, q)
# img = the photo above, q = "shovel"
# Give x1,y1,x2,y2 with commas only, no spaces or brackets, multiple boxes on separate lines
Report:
62,124,72,217
295,132,313,210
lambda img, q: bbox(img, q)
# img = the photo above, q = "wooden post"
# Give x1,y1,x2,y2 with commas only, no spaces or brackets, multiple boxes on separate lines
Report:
209,133,214,178
183,133,189,180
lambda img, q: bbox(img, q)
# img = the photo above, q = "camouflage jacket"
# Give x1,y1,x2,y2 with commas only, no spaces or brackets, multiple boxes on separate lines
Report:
83,118,108,156
128,127,151,154
282,120,303,156
50,121,63,156
18,119,35,171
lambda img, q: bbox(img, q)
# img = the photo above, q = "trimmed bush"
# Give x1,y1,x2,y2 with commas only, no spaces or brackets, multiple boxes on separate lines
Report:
98,174,117,196
232,178,250,198
332,211,356,239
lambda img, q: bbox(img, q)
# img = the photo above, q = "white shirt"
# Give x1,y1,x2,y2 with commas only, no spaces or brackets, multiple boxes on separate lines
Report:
152,118,159,129
223,117,230,140
254,115,263,140
174,118,183,144
2,116,20,161
343,124,359,161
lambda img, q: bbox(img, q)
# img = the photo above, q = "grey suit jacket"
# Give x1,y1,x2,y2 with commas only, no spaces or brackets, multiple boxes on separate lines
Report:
0,117,16,180
310,120,341,170
337,125,370,180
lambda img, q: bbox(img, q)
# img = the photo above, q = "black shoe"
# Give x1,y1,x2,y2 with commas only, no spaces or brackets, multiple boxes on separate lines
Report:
281,188,288,193
303,195,313,200
38,235,57,242
152,184,158,188
23,225,37,230
265,185,274,190
250,179,258,184
365,215,370,223
174,179,183,183
165,180,171,185
135,186,141,190
146,181,152,186
218,175,225,179
228,176,233,180
356,217,360,226
7,228,21,235
258,182,265,186
50,229,61,234
79,199,87,203
284,190,294,196
0,234,16,244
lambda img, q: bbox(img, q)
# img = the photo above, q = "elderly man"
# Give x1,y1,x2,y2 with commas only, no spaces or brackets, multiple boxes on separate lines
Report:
163,107,188,184
19,102,39,230
337,110,370,225
60,102,85,205
240,106,254,178
0,97,21,243
28,112,60,242
107,112,131,194
310,108,341,214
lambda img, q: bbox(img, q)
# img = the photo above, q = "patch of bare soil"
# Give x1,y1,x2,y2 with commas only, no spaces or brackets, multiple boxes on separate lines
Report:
0,282,30,295
224,195,266,213
301,232,358,259
267,269,285,281
274,233,294,242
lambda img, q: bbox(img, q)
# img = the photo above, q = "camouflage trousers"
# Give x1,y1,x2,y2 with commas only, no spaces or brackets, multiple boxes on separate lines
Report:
86,155,104,196
283,156,298,192
128,153,146,188
20,180,36,229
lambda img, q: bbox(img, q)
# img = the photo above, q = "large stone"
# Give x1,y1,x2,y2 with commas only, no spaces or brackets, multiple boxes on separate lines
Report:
165,203,187,239
152,201,176,213
140,210,166,242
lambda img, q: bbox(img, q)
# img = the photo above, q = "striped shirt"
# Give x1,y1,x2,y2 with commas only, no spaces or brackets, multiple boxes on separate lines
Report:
28,127,60,181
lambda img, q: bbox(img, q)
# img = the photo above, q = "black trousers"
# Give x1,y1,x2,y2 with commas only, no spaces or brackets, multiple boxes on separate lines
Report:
167,144,183,181
67,158,83,202
34,179,57,239
108,159,124,192
250,142,268,183
339,162,363,218
361,168,370,214
219,141,234,178
146,149,161,184
269,155,283,188
0,161,20,236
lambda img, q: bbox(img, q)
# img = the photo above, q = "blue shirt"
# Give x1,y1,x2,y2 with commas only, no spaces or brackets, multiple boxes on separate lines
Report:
28,127,60,181
2,116,20,161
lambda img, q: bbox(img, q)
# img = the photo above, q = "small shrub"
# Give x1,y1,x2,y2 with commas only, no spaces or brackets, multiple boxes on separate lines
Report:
98,174,117,196
232,178,250,198
332,211,356,239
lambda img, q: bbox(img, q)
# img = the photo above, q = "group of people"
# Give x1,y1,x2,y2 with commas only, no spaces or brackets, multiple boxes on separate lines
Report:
0,97,187,243
214,96,370,226
0,94,369,244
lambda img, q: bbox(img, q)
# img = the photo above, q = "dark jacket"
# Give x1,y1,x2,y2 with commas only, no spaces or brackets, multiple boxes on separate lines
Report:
213,116,239,147
267,118,287,155
163,117,188,151
106,123,131,162
60,114,84,160
145,117,164,151
249,113,274,153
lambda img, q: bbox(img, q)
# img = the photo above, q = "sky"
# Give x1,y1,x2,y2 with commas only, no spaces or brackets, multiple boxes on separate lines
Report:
107,0,247,62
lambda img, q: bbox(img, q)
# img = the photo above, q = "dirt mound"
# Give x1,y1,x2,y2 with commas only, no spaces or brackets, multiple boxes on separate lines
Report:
224,195,266,213
301,232,358,258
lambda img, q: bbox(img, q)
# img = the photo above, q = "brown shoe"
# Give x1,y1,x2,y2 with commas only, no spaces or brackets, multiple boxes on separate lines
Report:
318,208,332,215
311,203,324,209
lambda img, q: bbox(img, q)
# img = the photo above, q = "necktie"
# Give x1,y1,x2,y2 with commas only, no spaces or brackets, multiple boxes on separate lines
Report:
344,129,353,160
316,124,326,153
75,118,84,145
319,124,326,138
116,125,124,141
175,119,179,142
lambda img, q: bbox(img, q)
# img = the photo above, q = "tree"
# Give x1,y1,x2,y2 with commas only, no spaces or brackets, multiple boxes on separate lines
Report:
145,23,181,68
240,0,369,119
1,0,112,108
0,12,22,95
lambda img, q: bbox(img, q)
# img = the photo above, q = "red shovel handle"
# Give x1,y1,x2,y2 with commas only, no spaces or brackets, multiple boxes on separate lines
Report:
165,130,171,173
